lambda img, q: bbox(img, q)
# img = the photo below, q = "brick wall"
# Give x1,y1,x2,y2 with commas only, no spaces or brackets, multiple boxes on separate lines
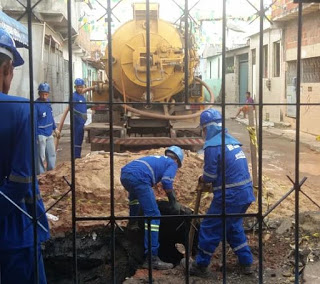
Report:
271,0,298,19
285,13,320,50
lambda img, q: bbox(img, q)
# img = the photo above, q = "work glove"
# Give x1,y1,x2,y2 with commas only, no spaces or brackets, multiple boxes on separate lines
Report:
197,175,213,192
198,175,204,184
53,129,61,139
171,201,181,214
166,190,181,214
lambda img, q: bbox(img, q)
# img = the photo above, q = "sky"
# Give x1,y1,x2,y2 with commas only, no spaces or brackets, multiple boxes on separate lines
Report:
83,0,272,47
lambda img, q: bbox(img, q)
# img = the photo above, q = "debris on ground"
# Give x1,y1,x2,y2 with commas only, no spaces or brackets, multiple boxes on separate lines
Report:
38,149,320,283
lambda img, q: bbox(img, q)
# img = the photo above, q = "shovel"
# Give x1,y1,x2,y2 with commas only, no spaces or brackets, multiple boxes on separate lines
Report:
188,181,213,256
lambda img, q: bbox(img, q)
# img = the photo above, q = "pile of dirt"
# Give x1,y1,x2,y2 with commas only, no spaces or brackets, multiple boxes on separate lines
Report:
39,148,209,236
39,147,283,236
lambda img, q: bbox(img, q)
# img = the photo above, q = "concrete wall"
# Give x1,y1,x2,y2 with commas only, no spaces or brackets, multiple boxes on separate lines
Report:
249,28,284,122
203,55,222,101
10,24,47,100
1,0,79,33
225,47,249,104
9,22,87,116
283,12,320,135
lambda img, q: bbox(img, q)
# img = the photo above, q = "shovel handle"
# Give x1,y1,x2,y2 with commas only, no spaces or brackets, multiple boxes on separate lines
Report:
188,186,203,255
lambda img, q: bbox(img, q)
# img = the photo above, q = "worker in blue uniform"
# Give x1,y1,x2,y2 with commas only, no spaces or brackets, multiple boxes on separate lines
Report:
35,83,60,174
73,78,87,159
120,146,184,270
181,108,255,277
0,28,50,283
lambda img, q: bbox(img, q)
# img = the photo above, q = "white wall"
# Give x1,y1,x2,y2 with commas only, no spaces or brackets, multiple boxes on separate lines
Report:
249,27,284,122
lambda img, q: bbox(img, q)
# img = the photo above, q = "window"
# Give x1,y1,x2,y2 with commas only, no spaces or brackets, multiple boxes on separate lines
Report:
302,57,320,83
226,57,234,74
273,41,280,77
263,45,268,78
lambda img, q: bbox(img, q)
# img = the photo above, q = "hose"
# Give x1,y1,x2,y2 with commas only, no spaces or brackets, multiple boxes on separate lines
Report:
121,77,215,120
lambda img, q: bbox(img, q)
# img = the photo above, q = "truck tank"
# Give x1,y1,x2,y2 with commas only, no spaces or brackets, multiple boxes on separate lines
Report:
87,3,214,151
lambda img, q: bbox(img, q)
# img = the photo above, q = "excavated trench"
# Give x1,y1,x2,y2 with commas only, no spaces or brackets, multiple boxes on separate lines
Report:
43,201,198,283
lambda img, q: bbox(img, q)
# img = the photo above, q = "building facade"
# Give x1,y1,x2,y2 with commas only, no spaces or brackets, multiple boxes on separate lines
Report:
271,0,320,135
0,0,102,116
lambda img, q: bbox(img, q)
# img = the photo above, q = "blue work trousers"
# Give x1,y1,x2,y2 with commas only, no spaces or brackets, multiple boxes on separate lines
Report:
0,245,47,284
121,173,160,256
196,202,253,267
74,121,85,159
37,134,56,174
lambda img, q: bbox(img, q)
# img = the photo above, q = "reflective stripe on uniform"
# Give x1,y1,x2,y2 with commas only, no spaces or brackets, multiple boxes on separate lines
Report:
9,174,32,184
213,177,252,191
233,241,248,252
135,160,156,185
161,176,174,182
198,245,212,257
21,194,42,204
74,109,87,120
144,223,159,232
38,123,53,129
203,121,222,128
129,199,139,206
203,170,217,179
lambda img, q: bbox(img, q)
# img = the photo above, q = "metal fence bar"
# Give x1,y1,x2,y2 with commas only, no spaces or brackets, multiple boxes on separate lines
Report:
294,1,303,283
65,0,78,283
43,101,320,107
184,0,189,104
258,0,264,283
221,0,227,282
106,0,116,282
25,0,39,283
146,0,151,104
3,0,312,283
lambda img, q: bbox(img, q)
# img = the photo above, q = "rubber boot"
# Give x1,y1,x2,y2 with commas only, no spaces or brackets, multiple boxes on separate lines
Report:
142,255,173,270
180,258,210,277
126,220,140,231
240,264,253,275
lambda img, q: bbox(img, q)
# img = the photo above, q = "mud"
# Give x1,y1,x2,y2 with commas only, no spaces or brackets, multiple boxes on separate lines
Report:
43,202,196,283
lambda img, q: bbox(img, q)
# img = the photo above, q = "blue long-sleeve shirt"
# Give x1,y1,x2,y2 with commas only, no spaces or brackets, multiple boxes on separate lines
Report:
0,93,50,249
35,98,56,136
73,91,87,125
121,155,178,190
203,144,255,205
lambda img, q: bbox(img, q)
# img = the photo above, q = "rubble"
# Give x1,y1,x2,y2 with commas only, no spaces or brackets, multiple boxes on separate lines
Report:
39,148,205,235
37,149,320,283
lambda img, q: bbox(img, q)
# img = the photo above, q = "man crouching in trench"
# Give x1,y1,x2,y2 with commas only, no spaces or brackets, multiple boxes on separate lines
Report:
120,146,184,270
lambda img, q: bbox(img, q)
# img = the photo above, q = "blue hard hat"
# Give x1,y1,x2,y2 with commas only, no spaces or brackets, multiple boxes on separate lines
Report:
165,146,184,168
200,108,222,127
74,78,85,86
38,83,50,93
0,28,24,67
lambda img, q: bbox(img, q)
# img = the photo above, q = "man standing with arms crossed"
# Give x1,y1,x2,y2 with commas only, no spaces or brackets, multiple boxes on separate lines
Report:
35,82,60,174
0,28,49,283
73,78,88,159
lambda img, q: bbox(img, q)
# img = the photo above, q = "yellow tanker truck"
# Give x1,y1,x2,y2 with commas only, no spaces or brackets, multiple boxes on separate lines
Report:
86,3,214,151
